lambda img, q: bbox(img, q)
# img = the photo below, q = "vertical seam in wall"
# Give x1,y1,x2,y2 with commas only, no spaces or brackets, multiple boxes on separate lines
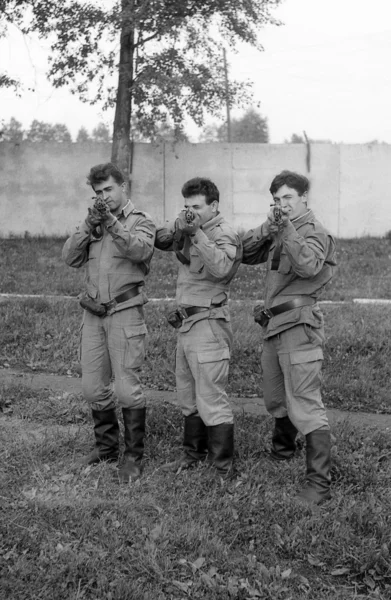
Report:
163,142,166,221
230,143,234,222
337,144,341,237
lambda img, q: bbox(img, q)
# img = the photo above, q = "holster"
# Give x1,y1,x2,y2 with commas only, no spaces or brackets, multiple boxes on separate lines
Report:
79,296,107,317
167,310,183,329
253,304,271,327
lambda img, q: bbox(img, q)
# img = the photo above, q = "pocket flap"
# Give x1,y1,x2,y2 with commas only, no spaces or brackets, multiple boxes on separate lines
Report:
124,324,148,338
290,348,323,365
198,347,230,364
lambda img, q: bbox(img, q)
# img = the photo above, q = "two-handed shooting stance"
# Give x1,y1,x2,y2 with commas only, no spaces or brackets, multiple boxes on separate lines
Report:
242,170,337,504
63,163,156,483
155,177,242,478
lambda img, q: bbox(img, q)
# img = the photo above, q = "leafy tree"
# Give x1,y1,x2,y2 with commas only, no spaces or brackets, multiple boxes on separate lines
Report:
76,126,91,142
200,108,269,143
91,122,111,143
26,120,72,142
286,133,305,144
52,123,72,142
0,117,24,142
1,0,282,178
285,132,332,144
230,107,269,142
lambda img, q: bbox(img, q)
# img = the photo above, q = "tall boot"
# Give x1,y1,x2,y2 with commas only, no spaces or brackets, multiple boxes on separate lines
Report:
162,414,208,472
207,423,234,478
270,416,298,461
79,408,119,465
297,429,332,505
118,408,146,483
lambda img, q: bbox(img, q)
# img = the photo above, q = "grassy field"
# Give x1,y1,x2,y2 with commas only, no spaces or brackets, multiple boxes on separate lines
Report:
1,297,391,413
1,395,391,600
1,236,391,599
1,235,391,300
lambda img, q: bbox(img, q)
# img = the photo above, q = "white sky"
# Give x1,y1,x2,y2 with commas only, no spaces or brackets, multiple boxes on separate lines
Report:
0,0,390,143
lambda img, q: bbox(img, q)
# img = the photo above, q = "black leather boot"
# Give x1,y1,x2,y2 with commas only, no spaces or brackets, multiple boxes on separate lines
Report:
270,416,298,461
118,407,146,484
297,429,332,505
162,414,208,472
80,408,119,465
207,423,234,478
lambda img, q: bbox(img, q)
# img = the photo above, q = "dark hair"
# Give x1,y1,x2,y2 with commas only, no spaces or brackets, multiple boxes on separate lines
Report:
87,163,125,187
181,177,219,205
269,170,310,196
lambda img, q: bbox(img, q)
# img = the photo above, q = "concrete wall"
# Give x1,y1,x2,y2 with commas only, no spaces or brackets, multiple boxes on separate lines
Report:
0,141,389,237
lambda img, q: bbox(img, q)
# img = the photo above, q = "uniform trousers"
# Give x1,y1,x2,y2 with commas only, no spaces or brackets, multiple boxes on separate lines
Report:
80,306,147,411
176,317,234,426
261,323,329,435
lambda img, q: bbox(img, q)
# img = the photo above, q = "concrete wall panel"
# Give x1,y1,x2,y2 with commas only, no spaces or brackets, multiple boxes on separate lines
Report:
163,143,234,224
0,141,390,238
339,144,391,237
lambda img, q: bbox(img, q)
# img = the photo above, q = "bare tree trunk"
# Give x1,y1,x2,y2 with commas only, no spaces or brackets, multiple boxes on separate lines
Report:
111,0,135,183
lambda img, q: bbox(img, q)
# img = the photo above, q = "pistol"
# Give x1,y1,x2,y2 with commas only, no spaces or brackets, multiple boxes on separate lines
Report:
93,196,108,215
185,207,196,225
271,203,282,225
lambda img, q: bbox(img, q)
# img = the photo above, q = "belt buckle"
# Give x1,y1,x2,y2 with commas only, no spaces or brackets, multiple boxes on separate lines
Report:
103,299,117,314
262,308,274,319
178,307,188,320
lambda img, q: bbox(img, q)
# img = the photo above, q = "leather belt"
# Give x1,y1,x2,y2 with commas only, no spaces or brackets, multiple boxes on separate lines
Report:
179,302,225,319
103,286,140,309
262,297,315,319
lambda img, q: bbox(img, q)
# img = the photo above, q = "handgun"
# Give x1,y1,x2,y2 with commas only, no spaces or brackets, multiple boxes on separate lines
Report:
271,203,282,225
185,207,196,225
93,196,108,215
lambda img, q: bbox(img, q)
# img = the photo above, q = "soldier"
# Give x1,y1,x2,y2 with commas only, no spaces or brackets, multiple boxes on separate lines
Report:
155,177,242,478
242,170,337,505
62,162,156,483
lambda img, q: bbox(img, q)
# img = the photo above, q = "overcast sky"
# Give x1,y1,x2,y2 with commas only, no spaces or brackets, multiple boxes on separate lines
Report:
0,0,390,143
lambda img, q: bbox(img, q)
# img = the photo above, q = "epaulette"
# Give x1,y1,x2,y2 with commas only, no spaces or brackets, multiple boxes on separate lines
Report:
131,208,152,220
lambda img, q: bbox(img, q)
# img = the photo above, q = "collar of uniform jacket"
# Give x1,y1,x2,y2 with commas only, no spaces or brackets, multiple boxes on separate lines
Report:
290,209,314,228
118,199,134,219
200,212,224,233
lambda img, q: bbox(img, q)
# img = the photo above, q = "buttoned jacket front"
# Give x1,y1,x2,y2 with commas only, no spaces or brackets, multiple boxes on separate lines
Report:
242,209,336,338
62,200,156,311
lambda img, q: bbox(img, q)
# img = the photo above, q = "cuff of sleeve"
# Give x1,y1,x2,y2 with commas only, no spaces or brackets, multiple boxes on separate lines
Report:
106,217,118,229
281,220,296,238
190,229,206,244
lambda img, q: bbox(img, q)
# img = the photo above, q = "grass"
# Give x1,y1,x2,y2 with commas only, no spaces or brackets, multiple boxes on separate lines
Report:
1,235,391,300
1,397,390,600
1,297,391,413
1,236,391,599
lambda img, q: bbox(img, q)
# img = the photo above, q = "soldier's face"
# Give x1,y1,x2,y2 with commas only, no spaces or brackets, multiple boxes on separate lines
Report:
184,194,218,226
93,176,126,214
272,185,308,221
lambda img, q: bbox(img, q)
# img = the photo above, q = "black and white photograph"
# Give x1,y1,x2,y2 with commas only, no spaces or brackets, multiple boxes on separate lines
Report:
1,0,390,598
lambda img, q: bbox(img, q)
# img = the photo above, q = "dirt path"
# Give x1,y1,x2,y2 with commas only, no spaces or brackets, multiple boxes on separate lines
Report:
1,367,391,432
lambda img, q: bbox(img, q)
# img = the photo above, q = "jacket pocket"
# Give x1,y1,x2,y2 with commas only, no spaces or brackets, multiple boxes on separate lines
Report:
277,252,292,274
189,247,204,274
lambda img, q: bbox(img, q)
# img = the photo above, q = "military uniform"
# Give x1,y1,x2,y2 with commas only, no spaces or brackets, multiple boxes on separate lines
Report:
63,200,155,477
242,208,336,502
155,213,242,475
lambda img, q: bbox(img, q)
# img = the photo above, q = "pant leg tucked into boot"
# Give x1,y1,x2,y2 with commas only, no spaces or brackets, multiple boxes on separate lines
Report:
118,408,146,483
80,408,119,465
297,429,331,505
162,414,208,472
270,416,298,461
207,423,234,478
